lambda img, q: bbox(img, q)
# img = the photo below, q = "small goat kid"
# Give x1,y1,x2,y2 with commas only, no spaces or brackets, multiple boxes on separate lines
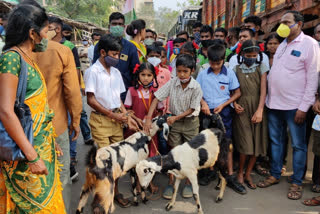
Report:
136,115,229,214
76,116,169,214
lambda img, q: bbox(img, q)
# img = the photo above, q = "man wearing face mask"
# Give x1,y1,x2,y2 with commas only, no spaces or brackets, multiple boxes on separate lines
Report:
244,15,263,41
258,11,320,200
93,12,139,101
144,29,156,46
34,18,82,214
78,38,91,73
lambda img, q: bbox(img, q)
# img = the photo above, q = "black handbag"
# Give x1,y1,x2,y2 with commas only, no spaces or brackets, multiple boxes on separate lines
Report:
0,50,34,161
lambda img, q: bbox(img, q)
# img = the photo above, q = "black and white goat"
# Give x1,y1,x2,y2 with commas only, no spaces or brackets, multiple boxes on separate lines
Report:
136,114,230,214
76,116,169,214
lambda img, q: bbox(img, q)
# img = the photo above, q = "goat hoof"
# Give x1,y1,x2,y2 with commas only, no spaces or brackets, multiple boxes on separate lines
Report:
215,186,221,190
132,201,139,206
215,197,223,203
142,198,148,204
165,203,173,211
93,206,105,214
76,210,82,214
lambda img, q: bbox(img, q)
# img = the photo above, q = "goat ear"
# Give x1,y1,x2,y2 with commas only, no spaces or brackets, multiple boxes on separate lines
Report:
162,123,169,141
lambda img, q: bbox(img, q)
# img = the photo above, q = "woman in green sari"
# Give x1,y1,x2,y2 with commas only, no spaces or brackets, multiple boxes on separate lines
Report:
0,4,65,214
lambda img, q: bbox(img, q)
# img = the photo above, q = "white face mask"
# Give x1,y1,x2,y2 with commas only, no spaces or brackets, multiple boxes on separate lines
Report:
147,57,161,67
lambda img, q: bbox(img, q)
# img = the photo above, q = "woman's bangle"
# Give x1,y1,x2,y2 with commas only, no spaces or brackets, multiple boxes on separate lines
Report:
28,153,40,164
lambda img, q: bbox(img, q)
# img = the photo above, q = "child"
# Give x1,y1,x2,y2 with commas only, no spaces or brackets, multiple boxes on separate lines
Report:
144,54,203,200
233,40,268,189
146,44,171,155
85,34,137,207
159,46,173,72
170,38,187,77
124,62,161,193
196,43,246,194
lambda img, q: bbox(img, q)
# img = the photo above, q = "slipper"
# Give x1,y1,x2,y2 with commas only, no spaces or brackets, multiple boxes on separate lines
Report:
182,184,193,198
302,197,320,206
255,164,270,177
114,194,131,208
287,184,303,200
163,185,174,200
257,176,280,188
244,179,257,190
312,184,320,193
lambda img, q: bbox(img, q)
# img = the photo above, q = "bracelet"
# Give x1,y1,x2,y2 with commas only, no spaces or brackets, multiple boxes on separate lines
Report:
28,153,40,164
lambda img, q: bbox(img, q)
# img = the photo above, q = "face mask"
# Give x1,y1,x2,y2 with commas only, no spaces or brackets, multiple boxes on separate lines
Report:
110,25,124,37
173,47,180,55
180,76,191,84
251,28,256,33
276,23,296,38
104,56,119,67
34,38,48,52
194,32,201,45
157,38,165,43
147,57,161,67
47,30,56,40
82,41,89,46
139,80,154,88
64,35,72,41
144,38,155,46
243,57,256,67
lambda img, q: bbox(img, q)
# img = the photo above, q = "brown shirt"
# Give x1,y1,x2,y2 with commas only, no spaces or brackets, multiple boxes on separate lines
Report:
34,41,82,136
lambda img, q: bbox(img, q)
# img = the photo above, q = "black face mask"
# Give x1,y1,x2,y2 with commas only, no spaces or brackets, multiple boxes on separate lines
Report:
64,35,72,41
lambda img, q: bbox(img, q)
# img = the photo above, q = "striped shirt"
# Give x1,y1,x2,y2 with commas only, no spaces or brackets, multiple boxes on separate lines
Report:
155,77,202,116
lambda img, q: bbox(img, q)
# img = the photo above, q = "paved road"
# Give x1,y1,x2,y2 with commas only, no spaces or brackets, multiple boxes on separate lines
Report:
70,102,320,214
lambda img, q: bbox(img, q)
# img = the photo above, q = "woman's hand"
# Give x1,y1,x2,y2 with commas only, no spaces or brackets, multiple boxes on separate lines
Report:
128,116,139,131
55,142,63,157
234,102,245,114
28,159,48,175
252,108,263,123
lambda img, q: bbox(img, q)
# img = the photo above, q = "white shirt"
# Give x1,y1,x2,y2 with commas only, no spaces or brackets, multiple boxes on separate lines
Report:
88,44,95,65
84,60,126,110
228,52,270,71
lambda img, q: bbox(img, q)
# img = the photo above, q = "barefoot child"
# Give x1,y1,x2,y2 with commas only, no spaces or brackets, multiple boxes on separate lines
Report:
233,39,268,190
144,54,203,200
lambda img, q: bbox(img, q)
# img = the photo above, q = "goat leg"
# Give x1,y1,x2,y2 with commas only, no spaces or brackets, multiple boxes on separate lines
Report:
166,178,181,211
76,169,95,213
216,172,226,203
188,172,203,214
130,168,139,206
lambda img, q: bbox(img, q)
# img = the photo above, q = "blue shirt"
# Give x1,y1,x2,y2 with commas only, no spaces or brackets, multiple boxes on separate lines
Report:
93,38,139,100
196,65,240,109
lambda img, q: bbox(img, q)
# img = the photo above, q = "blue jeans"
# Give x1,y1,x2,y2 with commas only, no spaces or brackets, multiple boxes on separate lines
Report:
268,109,307,185
68,113,77,159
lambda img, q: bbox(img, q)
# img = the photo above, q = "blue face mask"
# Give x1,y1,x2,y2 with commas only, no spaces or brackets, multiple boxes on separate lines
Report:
243,57,256,67
173,47,180,55
251,28,256,33
139,80,153,88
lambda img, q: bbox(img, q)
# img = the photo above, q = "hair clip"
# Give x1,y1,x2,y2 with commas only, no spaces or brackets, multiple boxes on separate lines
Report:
259,43,265,52
192,41,199,49
133,64,140,74
134,29,138,35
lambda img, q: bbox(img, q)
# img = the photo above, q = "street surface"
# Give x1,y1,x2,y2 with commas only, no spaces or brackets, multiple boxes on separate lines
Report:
70,101,320,214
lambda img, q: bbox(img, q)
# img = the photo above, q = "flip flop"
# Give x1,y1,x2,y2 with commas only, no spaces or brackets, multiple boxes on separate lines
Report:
244,179,257,190
114,194,131,208
312,184,320,193
302,197,320,206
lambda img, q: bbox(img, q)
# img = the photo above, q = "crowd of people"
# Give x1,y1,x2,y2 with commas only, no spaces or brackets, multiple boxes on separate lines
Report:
0,0,320,213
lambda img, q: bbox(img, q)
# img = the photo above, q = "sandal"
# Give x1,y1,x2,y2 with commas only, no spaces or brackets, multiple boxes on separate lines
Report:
312,184,320,193
255,164,270,177
114,194,131,208
244,179,257,190
287,184,303,200
302,196,320,206
257,176,280,188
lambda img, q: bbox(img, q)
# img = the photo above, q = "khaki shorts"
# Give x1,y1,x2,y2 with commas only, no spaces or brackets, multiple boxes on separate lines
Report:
89,112,123,148
168,116,199,148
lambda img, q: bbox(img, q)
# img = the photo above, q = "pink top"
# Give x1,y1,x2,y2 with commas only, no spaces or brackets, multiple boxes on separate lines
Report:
157,67,171,113
266,32,320,112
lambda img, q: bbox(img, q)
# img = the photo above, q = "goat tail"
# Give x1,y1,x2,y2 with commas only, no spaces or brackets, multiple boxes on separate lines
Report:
77,168,97,213
86,143,98,167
